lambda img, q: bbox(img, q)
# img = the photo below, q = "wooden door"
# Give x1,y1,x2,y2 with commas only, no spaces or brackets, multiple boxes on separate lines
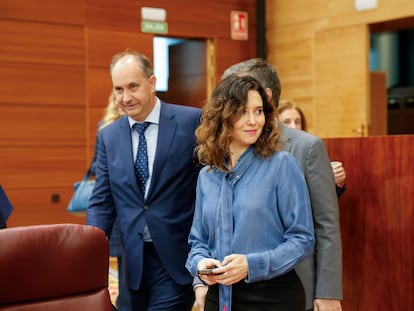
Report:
167,39,207,108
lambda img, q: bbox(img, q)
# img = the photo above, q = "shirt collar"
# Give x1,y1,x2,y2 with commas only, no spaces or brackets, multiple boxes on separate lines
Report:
128,97,161,129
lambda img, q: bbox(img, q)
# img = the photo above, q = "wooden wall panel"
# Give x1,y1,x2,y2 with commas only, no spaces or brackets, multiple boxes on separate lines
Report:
215,38,256,80
6,187,86,227
1,0,257,227
1,147,87,227
266,0,330,27
0,63,85,106
0,147,86,189
85,0,141,31
0,106,85,146
314,25,369,138
87,67,113,109
266,0,414,137
266,22,315,130
267,0,414,29
0,0,85,25
0,21,84,66
324,135,414,310
87,28,153,68
157,2,216,37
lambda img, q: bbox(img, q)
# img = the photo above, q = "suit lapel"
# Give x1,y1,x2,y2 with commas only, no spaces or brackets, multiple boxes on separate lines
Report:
148,102,176,197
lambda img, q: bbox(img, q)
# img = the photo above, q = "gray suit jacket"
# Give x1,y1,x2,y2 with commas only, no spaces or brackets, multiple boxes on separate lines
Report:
281,125,343,309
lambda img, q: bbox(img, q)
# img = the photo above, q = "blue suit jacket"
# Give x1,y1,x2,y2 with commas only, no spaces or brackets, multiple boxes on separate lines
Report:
0,185,13,228
87,101,201,290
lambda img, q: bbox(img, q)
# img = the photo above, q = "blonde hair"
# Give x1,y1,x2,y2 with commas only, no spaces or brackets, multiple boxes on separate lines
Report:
99,91,124,130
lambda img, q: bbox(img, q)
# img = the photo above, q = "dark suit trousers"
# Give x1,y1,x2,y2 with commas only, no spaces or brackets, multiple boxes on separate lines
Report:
205,269,305,311
128,242,194,311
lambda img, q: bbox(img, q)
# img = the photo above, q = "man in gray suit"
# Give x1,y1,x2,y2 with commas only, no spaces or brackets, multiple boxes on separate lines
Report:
193,59,342,311
225,59,342,311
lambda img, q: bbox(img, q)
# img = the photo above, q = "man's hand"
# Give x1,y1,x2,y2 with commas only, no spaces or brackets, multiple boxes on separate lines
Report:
194,285,208,311
313,298,342,311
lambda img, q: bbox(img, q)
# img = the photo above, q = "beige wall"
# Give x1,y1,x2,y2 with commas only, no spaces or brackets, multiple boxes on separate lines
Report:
266,0,414,137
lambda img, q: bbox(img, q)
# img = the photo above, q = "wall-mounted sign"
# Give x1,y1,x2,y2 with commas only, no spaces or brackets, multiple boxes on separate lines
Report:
141,6,168,34
231,11,248,41
355,0,377,11
141,21,168,34
141,7,166,21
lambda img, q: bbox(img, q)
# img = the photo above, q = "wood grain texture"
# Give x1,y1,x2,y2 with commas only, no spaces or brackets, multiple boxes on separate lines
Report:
6,187,86,227
0,0,85,25
0,146,86,189
0,0,258,226
0,20,85,66
265,0,414,138
325,135,414,310
0,63,85,107
86,28,153,68
0,106,86,146
313,24,369,138
369,72,387,135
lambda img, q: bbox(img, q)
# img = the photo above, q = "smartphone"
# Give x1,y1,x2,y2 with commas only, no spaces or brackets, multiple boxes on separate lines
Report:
198,267,224,275
198,268,217,275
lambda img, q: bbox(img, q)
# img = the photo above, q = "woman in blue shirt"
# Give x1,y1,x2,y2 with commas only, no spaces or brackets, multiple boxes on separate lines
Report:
186,75,315,311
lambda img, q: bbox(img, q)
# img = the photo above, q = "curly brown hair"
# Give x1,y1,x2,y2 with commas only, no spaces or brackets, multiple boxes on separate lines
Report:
196,75,282,173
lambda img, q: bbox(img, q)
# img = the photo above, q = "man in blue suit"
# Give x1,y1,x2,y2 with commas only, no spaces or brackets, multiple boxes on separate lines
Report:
87,50,201,311
0,185,14,229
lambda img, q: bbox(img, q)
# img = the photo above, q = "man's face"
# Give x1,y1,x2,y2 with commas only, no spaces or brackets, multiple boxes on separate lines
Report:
112,56,156,122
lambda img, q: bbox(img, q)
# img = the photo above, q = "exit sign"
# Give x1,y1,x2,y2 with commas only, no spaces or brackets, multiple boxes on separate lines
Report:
231,11,248,40
141,20,168,34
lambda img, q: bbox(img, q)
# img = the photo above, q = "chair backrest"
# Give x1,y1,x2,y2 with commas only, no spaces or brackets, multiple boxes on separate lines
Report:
0,223,112,311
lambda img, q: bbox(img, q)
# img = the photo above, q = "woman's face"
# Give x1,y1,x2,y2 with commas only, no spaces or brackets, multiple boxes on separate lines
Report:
230,90,265,154
280,108,302,130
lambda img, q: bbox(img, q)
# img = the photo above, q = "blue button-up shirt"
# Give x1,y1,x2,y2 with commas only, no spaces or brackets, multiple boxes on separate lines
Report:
186,147,315,283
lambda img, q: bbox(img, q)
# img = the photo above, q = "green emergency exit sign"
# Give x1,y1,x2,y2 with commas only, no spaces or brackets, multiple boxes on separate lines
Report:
141,21,168,34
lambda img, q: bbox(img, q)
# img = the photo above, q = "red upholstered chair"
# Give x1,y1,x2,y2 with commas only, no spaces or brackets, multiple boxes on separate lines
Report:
0,223,113,310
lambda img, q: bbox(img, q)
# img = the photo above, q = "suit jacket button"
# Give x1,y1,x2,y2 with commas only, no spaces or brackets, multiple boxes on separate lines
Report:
143,205,149,210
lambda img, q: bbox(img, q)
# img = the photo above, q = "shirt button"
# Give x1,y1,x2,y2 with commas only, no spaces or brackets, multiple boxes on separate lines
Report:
143,205,149,210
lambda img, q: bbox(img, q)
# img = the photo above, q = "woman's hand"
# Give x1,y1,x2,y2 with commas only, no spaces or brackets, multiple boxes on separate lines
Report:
199,254,248,286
